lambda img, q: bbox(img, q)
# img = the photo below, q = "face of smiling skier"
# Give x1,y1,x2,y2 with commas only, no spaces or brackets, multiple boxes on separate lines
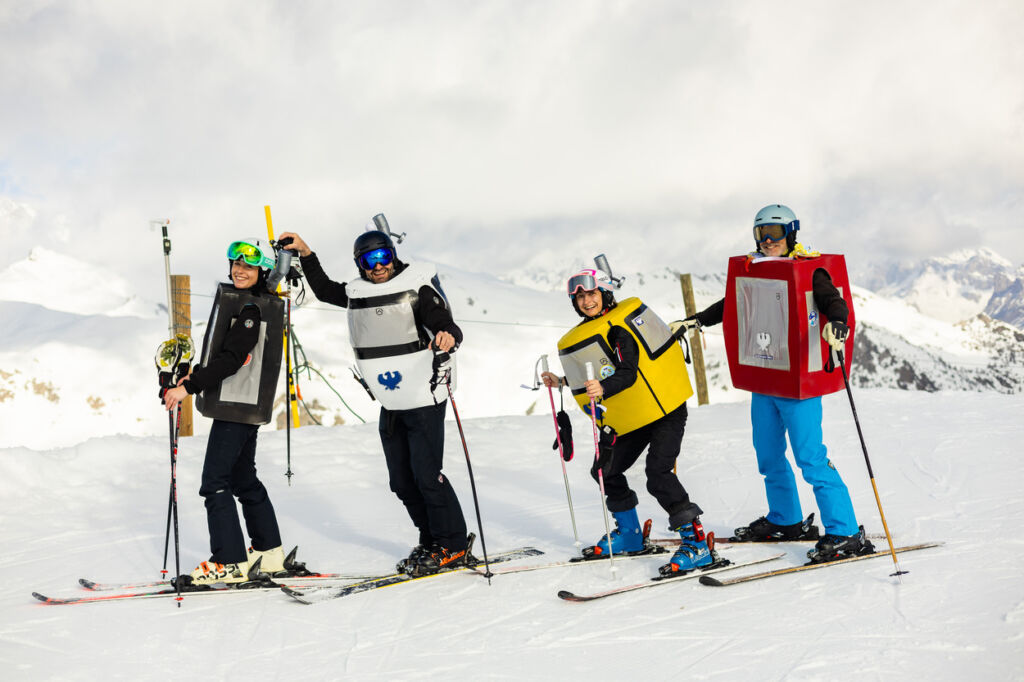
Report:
574,288,605,318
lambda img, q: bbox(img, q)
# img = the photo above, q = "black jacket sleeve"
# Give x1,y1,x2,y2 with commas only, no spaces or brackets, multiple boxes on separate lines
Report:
185,304,261,394
694,298,725,328
598,325,639,399
812,268,848,324
416,285,464,347
299,252,349,307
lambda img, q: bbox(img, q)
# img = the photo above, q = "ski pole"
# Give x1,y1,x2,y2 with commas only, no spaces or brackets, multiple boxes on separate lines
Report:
284,290,294,484
158,341,183,584
444,380,493,583
586,362,615,573
836,350,906,579
169,402,183,606
541,355,580,549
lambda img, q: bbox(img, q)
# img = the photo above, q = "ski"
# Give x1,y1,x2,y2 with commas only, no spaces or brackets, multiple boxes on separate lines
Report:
33,577,300,606
698,542,943,587
557,552,785,602
78,546,374,591
78,571,374,592
282,546,544,605
476,543,682,576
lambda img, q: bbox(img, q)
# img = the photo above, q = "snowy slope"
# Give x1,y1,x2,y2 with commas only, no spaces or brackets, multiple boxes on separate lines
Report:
1,390,1022,680
0,247,162,318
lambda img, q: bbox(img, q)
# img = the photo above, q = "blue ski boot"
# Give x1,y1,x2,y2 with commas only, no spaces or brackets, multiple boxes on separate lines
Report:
581,507,645,558
659,518,714,576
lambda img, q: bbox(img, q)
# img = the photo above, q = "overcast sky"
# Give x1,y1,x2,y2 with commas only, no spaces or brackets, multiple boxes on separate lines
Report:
1,0,1022,302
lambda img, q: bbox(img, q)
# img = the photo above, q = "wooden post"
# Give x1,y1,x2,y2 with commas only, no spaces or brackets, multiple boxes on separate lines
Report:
679,274,709,406
171,274,194,436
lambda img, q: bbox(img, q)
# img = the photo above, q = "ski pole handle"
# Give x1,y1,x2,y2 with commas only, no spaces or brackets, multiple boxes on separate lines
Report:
541,354,549,374
586,362,594,382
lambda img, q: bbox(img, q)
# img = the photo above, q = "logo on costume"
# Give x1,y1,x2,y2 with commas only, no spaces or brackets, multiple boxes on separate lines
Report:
375,308,384,316
755,332,774,361
378,371,403,391
244,319,255,329
599,364,615,379
808,311,818,327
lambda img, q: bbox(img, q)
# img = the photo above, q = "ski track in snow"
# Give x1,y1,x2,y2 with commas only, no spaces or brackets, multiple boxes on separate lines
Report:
1,390,1023,680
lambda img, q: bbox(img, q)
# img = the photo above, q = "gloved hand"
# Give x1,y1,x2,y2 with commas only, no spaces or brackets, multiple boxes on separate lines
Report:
822,321,849,351
595,425,617,476
552,410,574,461
430,351,452,390
669,316,700,338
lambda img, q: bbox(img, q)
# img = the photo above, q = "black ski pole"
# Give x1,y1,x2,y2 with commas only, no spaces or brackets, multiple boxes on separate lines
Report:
169,402,183,606
158,342,183,583
285,294,294,484
161,480,173,580
836,350,907,579
444,382,492,583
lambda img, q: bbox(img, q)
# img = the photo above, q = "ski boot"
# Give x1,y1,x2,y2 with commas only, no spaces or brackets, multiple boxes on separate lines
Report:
247,545,287,575
396,545,431,575
806,526,875,564
658,518,717,577
174,556,263,589
731,513,820,542
410,533,476,577
580,508,646,559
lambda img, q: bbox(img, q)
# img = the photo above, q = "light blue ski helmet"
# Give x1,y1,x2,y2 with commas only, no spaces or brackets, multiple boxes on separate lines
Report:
753,204,799,252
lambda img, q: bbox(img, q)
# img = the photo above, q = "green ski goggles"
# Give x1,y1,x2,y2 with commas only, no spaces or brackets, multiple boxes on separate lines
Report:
227,241,276,269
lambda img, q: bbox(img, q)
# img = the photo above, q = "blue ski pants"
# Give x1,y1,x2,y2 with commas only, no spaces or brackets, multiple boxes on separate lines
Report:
750,393,859,536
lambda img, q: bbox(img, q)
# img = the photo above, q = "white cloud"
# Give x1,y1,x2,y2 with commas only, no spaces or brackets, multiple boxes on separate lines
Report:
1,0,1022,294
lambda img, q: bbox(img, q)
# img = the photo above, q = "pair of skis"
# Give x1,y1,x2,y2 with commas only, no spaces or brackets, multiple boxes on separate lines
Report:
31,545,544,607
556,541,943,602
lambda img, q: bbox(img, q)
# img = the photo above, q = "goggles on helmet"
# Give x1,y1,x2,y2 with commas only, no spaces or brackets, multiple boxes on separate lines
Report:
357,247,395,271
227,241,275,269
753,220,799,244
567,269,611,297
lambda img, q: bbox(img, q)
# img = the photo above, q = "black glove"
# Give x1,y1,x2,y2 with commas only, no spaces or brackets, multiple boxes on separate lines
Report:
595,425,617,476
430,351,452,391
552,410,574,461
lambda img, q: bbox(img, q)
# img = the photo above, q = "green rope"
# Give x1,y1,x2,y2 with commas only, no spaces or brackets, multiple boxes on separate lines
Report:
292,362,367,424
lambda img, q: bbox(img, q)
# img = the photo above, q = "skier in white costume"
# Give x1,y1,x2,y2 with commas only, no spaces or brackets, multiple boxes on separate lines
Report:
279,220,469,576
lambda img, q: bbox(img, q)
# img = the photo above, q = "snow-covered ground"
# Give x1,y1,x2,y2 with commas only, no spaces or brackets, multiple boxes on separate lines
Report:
2,389,1022,680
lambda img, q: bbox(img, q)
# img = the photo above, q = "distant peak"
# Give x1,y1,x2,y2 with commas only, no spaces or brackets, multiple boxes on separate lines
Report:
937,247,1012,268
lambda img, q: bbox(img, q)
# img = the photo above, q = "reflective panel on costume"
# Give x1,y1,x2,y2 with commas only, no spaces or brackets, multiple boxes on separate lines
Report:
735,277,791,371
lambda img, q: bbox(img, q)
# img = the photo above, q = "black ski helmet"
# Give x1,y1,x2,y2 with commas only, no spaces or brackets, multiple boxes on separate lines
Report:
353,231,397,268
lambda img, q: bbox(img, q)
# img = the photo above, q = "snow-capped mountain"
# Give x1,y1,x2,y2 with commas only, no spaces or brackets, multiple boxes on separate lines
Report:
856,247,1024,328
1,247,1023,450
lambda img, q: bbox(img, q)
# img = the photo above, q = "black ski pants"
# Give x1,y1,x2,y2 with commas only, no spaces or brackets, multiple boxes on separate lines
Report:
379,401,468,552
590,402,703,529
199,420,282,564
